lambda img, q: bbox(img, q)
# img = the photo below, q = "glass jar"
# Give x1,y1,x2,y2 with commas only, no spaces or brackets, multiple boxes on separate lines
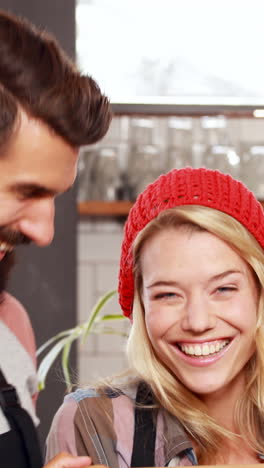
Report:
77,146,98,201
240,143,264,199
126,118,164,199
166,117,193,170
200,116,241,179
89,145,121,200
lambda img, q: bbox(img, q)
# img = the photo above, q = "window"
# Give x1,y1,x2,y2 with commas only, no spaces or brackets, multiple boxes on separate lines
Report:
76,0,264,105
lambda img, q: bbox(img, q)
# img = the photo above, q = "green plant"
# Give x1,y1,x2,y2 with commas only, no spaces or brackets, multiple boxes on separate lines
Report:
37,289,127,391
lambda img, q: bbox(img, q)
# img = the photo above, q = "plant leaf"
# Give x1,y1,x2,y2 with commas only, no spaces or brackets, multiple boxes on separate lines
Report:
61,335,77,391
36,329,74,357
81,289,117,344
37,289,121,391
98,314,125,321
37,336,69,390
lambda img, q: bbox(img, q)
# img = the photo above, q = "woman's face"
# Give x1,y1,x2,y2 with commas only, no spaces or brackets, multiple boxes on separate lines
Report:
141,228,259,398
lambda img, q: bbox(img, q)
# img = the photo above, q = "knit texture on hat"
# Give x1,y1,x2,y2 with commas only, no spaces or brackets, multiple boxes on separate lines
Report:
118,167,264,318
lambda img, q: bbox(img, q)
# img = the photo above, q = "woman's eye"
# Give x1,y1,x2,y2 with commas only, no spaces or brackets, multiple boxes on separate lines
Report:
216,286,237,294
154,292,177,300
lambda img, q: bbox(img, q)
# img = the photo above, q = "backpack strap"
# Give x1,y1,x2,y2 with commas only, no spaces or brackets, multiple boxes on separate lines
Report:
0,367,43,468
131,382,156,467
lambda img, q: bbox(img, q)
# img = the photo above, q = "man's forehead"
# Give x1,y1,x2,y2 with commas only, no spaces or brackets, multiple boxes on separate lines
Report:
4,108,80,156
0,110,79,191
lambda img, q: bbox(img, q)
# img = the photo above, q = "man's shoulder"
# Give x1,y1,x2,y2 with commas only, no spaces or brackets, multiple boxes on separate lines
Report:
0,292,36,364
0,294,39,432
0,292,29,325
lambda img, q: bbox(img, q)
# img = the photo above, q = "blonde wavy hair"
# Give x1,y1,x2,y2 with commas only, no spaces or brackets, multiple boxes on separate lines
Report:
126,205,264,464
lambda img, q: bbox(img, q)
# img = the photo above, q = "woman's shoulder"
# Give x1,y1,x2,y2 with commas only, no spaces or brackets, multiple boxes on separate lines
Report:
65,376,140,406
49,376,140,429
45,393,79,458
45,377,140,463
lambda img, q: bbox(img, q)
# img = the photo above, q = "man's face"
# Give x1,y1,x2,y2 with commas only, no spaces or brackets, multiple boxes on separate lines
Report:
0,110,78,259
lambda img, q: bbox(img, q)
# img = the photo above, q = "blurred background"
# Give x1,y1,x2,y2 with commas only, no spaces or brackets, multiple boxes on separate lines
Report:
1,0,264,447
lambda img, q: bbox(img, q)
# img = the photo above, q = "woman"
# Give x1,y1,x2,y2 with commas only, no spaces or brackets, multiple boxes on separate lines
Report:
46,167,264,465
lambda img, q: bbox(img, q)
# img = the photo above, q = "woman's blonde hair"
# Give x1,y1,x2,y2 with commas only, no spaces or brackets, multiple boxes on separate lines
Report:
127,205,264,464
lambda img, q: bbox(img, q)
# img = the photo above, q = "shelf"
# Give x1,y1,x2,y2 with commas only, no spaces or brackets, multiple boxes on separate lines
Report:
111,101,264,117
78,199,264,217
78,200,133,216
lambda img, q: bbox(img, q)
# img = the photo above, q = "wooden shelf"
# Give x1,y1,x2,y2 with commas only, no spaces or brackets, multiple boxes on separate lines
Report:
111,101,264,118
78,200,133,216
78,200,264,217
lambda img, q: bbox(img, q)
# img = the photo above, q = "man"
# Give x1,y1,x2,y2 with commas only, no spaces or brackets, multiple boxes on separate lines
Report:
0,8,111,468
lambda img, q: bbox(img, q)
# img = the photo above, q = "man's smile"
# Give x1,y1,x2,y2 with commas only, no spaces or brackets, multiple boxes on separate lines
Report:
0,241,14,253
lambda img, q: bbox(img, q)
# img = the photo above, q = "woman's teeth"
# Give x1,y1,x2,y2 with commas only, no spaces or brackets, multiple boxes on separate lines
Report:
179,340,230,357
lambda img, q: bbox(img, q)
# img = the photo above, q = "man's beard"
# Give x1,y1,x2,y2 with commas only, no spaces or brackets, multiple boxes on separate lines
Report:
0,251,15,295
0,226,30,246
0,227,30,297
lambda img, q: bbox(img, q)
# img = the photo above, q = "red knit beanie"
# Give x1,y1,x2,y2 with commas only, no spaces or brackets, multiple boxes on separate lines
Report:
118,167,264,318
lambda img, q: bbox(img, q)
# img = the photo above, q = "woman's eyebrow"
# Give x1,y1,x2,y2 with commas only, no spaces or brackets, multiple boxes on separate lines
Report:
146,270,243,290
209,269,242,282
146,280,182,289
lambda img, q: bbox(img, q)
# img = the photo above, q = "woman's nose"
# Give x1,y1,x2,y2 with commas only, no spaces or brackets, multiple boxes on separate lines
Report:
181,295,216,333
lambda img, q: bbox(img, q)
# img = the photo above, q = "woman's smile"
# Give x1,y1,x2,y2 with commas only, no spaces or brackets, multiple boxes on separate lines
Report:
169,337,234,368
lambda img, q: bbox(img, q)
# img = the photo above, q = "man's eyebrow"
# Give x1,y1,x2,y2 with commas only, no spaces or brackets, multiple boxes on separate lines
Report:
10,182,74,197
10,183,59,197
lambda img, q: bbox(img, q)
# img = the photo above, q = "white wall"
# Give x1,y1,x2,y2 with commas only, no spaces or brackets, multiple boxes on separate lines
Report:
77,219,129,384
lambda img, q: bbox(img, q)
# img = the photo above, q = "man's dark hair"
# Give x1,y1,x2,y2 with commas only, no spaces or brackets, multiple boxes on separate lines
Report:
0,10,112,150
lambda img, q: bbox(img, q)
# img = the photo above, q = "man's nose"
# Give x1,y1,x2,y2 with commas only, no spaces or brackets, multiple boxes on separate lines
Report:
181,294,216,333
17,198,55,247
